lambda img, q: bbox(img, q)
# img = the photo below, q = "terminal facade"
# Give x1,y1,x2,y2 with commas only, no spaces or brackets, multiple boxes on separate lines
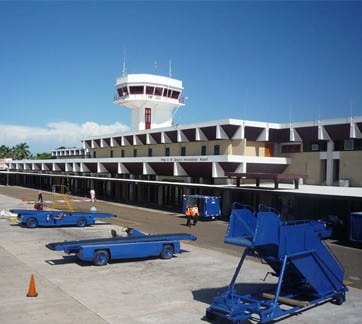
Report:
48,116,362,187
2,73,362,231
7,72,362,187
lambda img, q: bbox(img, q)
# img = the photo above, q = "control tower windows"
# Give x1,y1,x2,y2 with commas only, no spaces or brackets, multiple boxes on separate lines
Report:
116,84,181,100
163,89,172,97
129,86,144,94
117,86,129,97
146,86,154,95
171,90,180,99
155,87,162,96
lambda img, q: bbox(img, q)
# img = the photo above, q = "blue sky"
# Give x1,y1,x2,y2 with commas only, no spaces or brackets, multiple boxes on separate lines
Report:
0,1,361,153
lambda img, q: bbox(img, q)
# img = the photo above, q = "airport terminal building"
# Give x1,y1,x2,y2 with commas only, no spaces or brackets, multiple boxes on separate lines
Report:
6,73,362,187
2,73,362,226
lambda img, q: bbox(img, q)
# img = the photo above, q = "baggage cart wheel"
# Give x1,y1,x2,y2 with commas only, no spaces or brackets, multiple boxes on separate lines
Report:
160,244,174,259
205,310,216,321
334,293,345,305
26,217,38,228
93,249,110,266
77,217,87,227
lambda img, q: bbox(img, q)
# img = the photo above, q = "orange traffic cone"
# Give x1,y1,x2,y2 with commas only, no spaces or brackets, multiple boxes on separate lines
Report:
26,274,38,297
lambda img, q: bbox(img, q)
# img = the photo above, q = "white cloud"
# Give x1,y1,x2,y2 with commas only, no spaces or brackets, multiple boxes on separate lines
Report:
0,121,130,153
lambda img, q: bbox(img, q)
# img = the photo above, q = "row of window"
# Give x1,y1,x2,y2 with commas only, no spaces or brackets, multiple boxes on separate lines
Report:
117,85,180,99
96,140,362,158
92,145,221,158
280,139,362,153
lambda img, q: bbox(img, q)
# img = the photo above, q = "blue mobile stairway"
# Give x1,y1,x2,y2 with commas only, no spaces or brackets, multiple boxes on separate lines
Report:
206,203,348,323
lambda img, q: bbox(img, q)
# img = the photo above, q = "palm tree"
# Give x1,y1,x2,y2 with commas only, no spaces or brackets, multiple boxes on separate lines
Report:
0,145,11,158
11,142,31,160
34,152,52,159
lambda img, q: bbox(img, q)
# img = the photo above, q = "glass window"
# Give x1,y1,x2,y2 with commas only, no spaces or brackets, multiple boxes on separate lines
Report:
121,149,125,157
181,146,186,156
155,87,162,95
129,86,144,94
214,145,220,155
281,144,301,153
165,147,170,156
303,141,327,152
93,151,96,158
146,86,154,95
110,150,113,158
355,139,362,150
148,148,152,157
122,86,128,95
133,149,137,157
163,89,171,97
201,145,206,155
171,90,180,99
344,139,354,150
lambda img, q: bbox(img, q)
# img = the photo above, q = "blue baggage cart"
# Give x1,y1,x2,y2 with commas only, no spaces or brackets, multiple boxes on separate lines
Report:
10,209,116,228
46,228,197,266
182,194,221,219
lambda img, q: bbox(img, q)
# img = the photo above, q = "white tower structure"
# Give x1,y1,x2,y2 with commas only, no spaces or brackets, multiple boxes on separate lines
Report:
114,74,185,131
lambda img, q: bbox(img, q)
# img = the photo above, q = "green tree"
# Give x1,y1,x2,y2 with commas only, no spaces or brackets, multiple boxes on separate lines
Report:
34,152,52,159
11,142,31,160
0,145,11,158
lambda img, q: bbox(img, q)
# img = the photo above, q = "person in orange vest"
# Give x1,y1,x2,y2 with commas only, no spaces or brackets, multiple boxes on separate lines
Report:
186,205,199,227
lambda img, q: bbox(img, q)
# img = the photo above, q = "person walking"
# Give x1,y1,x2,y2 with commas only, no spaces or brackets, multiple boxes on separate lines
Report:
34,191,44,210
90,189,96,202
37,191,43,203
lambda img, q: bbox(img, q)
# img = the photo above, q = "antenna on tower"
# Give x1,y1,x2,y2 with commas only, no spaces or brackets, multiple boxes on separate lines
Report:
317,104,321,121
122,53,127,76
350,97,353,119
154,60,158,72
169,59,172,77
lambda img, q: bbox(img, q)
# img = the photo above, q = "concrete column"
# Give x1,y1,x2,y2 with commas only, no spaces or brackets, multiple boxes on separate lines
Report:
325,140,334,186
157,185,163,206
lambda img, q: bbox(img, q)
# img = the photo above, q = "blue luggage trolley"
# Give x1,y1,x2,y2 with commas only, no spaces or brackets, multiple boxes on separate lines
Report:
182,194,221,219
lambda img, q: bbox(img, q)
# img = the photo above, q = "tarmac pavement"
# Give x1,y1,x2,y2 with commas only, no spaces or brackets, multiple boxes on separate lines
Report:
0,192,361,324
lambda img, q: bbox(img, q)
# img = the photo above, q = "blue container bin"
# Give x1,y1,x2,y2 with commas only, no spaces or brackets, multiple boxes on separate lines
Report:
182,194,221,219
350,212,362,242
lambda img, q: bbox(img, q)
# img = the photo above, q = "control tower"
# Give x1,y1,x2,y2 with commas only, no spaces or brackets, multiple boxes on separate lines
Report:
113,74,185,131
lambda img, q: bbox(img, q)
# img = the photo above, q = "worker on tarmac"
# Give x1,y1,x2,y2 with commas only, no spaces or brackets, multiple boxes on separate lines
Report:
186,205,199,227
34,191,44,210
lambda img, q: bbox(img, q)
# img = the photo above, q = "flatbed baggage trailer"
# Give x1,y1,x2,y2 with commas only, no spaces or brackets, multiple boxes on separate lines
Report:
206,203,348,323
46,228,197,266
10,209,116,228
